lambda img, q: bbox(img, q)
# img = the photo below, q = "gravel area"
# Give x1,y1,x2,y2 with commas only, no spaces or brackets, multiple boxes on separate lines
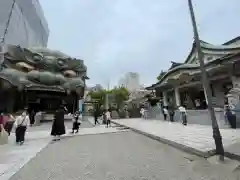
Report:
9,131,240,180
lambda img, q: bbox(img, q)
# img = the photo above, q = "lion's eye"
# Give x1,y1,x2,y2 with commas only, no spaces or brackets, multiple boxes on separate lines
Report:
58,60,64,66
63,70,77,77
33,54,42,62
16,62,34,72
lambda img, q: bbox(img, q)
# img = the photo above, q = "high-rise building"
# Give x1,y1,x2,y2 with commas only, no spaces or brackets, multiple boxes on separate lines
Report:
118,72,140,91
118,77,126,88
0,0,49,47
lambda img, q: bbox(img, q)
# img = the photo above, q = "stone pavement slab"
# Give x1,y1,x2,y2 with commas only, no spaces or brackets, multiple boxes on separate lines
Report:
225,142,240,161
111,118,240,157
87,117,117,127
0,126,129,180
9,131,240,180
0,139,50,180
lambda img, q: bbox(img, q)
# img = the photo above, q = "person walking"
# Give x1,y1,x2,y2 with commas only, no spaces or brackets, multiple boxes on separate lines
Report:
29,109,36,126
179,105,187,126
14,110,29,145
168,105,175,122
106,109,111,128
140,107,146,119
225,105,236,129
163,106,168,121
51,105,66,141
71,111,81,134
93,109,100,125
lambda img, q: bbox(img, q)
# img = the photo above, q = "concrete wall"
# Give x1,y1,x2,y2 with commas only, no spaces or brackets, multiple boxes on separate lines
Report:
174,109,227,128
147,106,228,128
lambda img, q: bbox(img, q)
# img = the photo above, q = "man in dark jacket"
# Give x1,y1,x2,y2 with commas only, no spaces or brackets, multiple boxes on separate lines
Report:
93,109,100,125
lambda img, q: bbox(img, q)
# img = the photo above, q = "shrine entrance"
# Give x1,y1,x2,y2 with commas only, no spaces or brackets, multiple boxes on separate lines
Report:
21,90,79,114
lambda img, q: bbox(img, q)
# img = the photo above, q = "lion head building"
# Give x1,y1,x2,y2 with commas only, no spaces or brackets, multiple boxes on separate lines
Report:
147,36,240,127
0,45,87,114
0,0,49,47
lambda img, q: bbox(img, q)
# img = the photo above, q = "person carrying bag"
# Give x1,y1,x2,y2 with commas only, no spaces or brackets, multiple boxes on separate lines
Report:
14,111,29,145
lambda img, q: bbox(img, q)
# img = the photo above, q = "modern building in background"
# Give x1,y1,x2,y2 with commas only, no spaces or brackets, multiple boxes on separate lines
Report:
0,0,49,47
118,72,140,91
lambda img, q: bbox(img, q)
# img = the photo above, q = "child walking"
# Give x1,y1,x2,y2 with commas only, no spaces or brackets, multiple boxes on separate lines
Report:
71,111,81,133
105,109,111,128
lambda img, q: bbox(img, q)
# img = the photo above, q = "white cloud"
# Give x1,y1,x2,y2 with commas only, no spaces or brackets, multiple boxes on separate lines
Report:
40,0,240,87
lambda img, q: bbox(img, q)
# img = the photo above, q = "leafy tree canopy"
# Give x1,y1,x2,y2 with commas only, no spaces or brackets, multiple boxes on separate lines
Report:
88,87,129,111
157,70,166,81
111,87,129,110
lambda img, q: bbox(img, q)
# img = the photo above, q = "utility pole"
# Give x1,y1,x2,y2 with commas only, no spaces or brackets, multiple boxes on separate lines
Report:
105,80,110,110
188,0,224,161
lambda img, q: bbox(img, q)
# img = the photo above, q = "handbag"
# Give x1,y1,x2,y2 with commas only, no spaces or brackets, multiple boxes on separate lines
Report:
0,124,8,145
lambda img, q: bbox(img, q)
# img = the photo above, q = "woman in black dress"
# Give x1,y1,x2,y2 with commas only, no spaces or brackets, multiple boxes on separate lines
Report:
51,106,66,141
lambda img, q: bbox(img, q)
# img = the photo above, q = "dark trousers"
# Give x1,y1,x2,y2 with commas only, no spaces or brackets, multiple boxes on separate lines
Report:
30,115,35,125
72,122,80,132
227,114,237,129
106,119,111,128
182,113,187,126
169,113,174,122
163,114,167,121
16,126,27,143
94,116,99,125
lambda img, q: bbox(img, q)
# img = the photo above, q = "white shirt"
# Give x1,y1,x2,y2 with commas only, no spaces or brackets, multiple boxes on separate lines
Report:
179,106,186,113
14,115,29,127
105,111,111,120
140,108,145,115
163,108,168,114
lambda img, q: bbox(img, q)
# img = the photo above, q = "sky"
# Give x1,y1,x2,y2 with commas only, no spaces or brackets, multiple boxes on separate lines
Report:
40,0,240,88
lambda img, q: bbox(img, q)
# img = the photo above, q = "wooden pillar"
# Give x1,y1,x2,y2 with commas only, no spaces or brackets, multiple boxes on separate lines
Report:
174,88,181,107
162,91,168,106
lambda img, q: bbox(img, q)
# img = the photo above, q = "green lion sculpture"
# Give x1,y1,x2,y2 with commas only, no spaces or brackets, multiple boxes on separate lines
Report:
0,45,87,113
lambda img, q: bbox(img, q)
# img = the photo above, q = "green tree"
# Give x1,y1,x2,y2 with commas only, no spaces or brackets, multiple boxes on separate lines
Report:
88,89,106,113
111,87,129,111
157,70,166,81
88,87,129,112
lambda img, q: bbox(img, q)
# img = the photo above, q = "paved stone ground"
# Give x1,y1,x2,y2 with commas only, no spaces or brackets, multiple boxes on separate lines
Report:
88,116,117,127
112,118,240,156
8,131,240,180
0,121,127,180
27,119,93,132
